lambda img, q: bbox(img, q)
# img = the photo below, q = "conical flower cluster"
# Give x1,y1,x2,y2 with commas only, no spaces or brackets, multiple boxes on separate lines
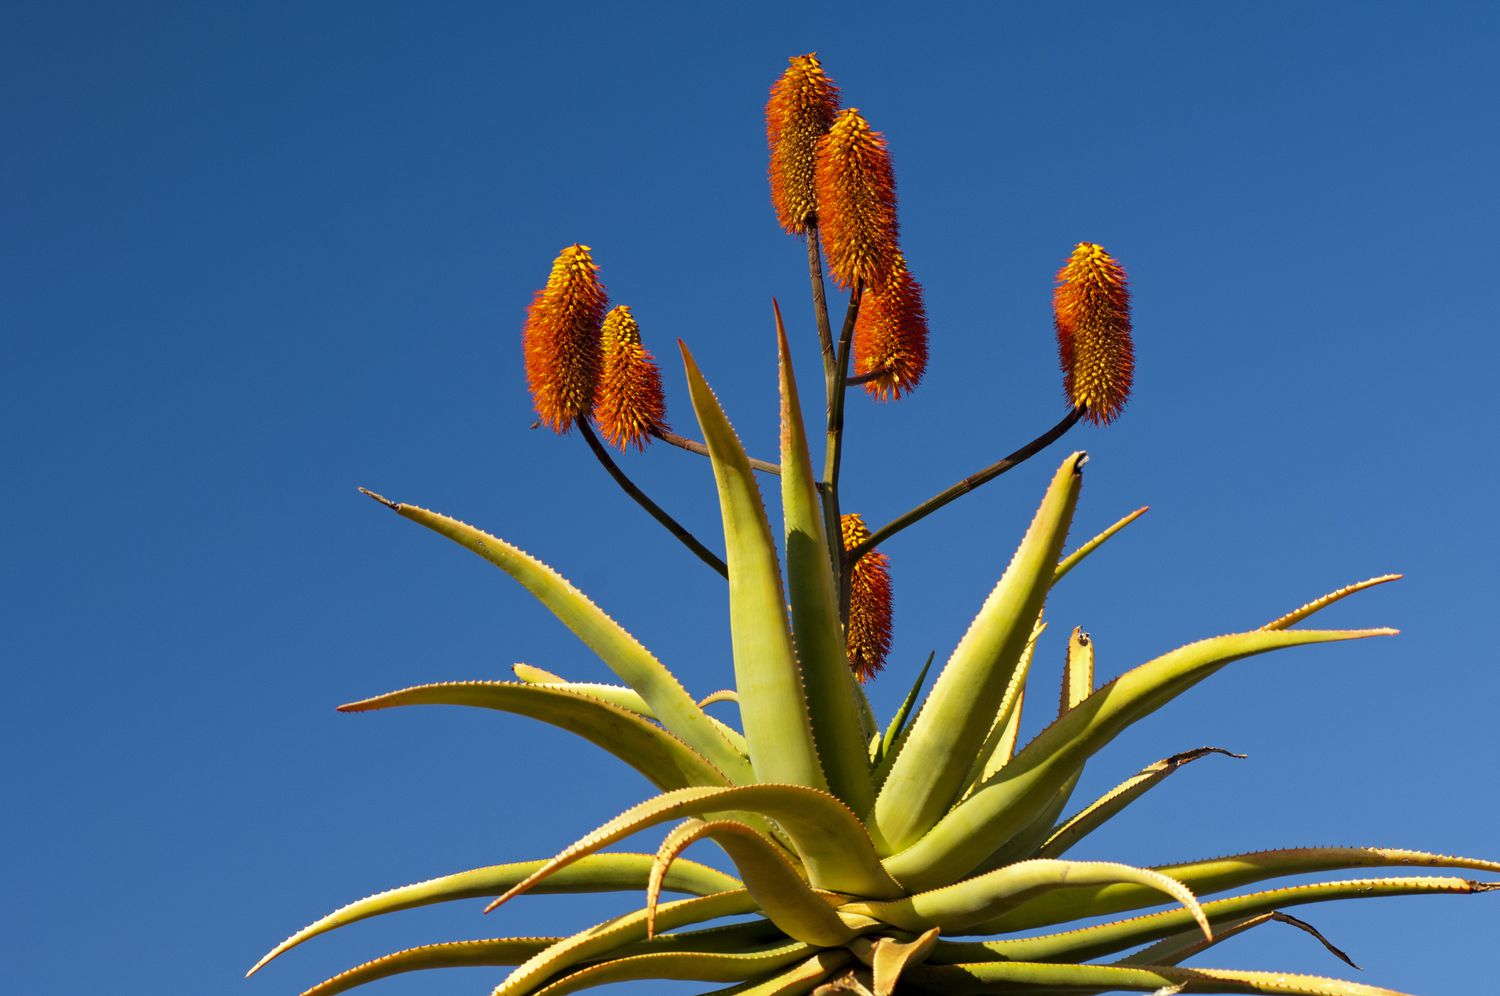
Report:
766,53,840,236
593,305,667,451
853,254,928,400
816,108,899,289
523,244,608,433
841,513,893,683
1054,242,1134,424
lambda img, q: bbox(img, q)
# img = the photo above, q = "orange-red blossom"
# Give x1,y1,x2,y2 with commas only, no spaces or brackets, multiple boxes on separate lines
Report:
842,513,893,683
593,305,667,451
1054,242,1134,424
523,244,608,433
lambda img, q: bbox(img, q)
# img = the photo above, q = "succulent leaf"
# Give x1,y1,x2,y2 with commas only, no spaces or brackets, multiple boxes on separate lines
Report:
1260,575,1403,631
679,345,830,792
884,627,1396,891
507,666,751,755
851,928,942,996
1037,747,1247,859
958,619,1045,799
494,890,760,996
531,939,818,996
874,453,1085,852
359,490,752,782
491,784,901,909
978,849,1500,934
652,819,872,945
1053,506,1149,584
905,959,1409,995
875,651,934,764
301,938,557,996
776,304,876,813
1117,911,1359,970
247,853,738,977
844,859,1208,938
338,681,733,792
702,949,856,995
950,876,1493,966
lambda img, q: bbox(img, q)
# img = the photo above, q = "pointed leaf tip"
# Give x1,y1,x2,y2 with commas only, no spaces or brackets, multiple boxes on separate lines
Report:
359,487,399,510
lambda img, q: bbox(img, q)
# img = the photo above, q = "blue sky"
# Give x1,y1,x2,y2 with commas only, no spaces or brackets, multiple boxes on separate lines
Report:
4,2,1497,993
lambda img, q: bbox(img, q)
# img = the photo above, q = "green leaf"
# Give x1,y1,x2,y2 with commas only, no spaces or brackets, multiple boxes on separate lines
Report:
849,928,942,996
489,784,902,910
301,938,556,996
698,950,855,995
338,681,734,792
876,651,934,764
943,877,1496,969
873,453,1086,852
678,344,828,792
246,853,739,976
509,665,750,755
904,960,1411,995
1035,747,1245,859
844,859,1209,939
529,939,818,996
1117,911,1358,970
650,819,872,946
359,490,752,783
1260,574,1402,631
1052,506,1148,585
955,621,1044,801
494,890,759,996
882,627,1395,891
974,848,1500,934
775,304,874,814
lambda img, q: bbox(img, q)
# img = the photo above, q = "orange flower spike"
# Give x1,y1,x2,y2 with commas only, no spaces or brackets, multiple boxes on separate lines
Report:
1053,242,1134,425
593,305,667,451
766,53,840,236
841,513,893,683
523,244,609,433
816,108,900,289
854,256,928,400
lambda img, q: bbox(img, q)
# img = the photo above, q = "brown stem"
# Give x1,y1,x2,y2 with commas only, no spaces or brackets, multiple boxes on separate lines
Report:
845,370,880,387
822,281,863,624
807,225,835,383
578,420,728,578
846,406,1087,566
652,427,781,476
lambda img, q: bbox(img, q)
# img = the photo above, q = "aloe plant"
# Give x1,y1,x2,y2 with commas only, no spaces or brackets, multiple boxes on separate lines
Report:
250,54,1495,996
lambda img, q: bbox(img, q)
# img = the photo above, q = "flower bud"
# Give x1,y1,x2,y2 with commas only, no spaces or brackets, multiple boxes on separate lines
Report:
593,305,667,451
854,255,928,400
816,108,899,290
523,244,608,433
766,53,840,236
842,513,893,683
1053,242,1133,424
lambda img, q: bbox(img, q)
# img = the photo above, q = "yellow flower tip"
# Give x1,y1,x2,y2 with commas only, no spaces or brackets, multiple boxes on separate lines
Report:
593,304,668,452
1053,241,1134,425
841,513,893,683
766,53,841,236
855,256,928,401
524,244,608,434
816,108,900,290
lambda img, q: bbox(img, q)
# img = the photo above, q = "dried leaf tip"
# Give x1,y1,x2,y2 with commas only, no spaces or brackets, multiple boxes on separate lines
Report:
855,255,928,400
816,108,900,289
842,513,893,683
1054,242,1133,425
594,305,667,451
524,244,608,433
767,53,840,236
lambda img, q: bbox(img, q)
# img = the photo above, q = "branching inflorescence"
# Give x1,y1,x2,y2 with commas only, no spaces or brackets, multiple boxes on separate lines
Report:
251,53,1494,996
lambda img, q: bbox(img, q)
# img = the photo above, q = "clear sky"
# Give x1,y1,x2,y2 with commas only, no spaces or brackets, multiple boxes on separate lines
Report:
4,2,1497,994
